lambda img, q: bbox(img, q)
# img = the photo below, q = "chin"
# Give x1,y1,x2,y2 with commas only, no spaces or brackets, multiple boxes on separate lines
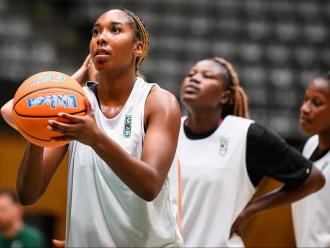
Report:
301,126,316,136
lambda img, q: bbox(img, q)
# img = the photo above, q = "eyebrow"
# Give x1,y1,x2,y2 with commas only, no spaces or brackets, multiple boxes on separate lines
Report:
93,21,126,27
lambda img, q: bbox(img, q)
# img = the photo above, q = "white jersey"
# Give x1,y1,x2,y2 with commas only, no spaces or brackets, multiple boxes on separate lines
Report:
292,135,330,247
66,77,183,247
178,115,255,247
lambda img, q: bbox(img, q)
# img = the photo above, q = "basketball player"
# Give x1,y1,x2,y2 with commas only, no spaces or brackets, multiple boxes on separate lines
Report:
1,9,183,247
291,73,330,247
177,57,325,247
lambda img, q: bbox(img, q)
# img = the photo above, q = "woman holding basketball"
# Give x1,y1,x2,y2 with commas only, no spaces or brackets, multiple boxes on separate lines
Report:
1,8,183,247
291,73,330,247
177,57,325,247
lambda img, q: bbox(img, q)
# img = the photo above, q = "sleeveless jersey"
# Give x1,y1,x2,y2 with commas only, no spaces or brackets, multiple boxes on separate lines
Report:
178,115,255,247
66,77,183,247
292,135,330,247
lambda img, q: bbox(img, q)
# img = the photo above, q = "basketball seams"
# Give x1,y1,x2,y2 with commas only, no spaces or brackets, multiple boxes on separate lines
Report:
12,71,86,147
13,109,86,118
18,125,51,141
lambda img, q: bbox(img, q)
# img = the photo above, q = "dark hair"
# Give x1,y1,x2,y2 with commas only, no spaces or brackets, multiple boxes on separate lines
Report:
211,57,250,118
119,8,149,76
0,189,19,204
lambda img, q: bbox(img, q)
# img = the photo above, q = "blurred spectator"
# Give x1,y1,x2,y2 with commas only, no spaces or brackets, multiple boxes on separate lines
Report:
0,189,44,248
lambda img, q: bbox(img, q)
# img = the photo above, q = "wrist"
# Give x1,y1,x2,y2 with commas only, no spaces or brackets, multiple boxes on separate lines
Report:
244,201,259,219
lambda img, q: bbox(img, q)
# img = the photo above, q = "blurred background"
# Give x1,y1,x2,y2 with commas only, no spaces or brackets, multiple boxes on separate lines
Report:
0,0,329,247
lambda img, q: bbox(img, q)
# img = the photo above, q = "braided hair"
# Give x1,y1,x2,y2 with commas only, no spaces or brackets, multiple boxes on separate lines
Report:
120,8,149,77
212,57,250,118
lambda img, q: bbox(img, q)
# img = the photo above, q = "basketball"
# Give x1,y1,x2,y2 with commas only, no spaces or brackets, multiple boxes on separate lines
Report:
12,71,86,147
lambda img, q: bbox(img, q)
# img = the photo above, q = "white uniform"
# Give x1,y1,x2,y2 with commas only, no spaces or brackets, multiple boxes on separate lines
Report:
178,115,254,247
66,77,183,247
292,135,330,247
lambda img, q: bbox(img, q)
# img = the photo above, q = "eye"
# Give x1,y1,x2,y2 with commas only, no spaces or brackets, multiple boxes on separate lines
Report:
312,98,322,107
91,27,101,37
203,72,215,79
112,26,121,33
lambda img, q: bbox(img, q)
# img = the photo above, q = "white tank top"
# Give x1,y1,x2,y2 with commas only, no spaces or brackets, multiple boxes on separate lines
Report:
292,135,330,247
178,115,255,247
66,77,183,247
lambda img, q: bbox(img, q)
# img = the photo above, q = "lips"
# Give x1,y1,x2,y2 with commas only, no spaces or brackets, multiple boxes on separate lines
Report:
94,49,111,61
95,48,110,56
300,115,312,124
183,82,199,95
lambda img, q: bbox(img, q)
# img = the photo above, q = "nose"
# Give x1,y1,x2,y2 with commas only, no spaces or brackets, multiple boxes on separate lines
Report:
189,72,202,84
96,32,108,47
300,101,310,115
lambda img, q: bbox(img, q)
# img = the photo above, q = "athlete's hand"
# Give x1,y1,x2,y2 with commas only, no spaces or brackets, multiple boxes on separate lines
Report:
48,98,101,146
230,201,257,238
52,239,65,248
71,54,94,86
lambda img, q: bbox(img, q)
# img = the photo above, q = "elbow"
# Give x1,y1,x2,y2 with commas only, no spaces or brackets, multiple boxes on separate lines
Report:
0,105,6,119
142,193,157,202
17,194,38,206
309,166,326,193
140,185,160,202
16,187,40,206
139,177,163,202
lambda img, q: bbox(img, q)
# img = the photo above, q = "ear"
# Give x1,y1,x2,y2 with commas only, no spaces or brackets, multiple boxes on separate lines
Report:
133,41,143,58
220,90,232,105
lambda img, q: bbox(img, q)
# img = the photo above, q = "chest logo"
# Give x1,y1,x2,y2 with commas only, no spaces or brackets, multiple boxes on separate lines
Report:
321,161,329,171
123,115,132,137
219,136,229,156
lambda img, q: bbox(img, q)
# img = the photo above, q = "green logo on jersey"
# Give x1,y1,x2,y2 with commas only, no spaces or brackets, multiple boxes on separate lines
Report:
321,161,329,171
219,136,228,156
124,115,132,137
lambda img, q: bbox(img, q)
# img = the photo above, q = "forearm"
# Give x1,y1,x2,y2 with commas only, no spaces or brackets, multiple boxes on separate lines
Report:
91,132,160,201
16,143,45,205
248,166,325,215
71,66,89,86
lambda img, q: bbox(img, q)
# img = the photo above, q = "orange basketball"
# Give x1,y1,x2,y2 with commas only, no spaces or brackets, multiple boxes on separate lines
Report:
12,71,86,147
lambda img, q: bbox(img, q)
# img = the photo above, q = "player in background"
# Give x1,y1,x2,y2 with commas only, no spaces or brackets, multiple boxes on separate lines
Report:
291,72,330,247
177,57,325,247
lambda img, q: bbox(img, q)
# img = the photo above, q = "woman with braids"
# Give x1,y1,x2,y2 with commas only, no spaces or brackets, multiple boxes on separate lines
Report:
291,73,330,247
177,57,325,247
1,8,183,247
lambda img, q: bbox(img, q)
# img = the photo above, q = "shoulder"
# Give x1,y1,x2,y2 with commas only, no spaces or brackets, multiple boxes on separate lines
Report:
303,135,318,151
224,115,254,127
144,86,181,131
146,86,180,116
247,122,286,146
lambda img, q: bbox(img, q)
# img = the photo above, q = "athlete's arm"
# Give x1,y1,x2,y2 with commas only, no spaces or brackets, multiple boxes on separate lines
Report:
230,124,325,237
48,88,181,201
17,144,68,205
230,165,324,237
71,54,97,86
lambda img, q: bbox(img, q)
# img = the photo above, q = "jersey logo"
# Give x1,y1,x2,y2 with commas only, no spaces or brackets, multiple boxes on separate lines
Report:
219,136,229,156
321,161,329,171
123,114,132,137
